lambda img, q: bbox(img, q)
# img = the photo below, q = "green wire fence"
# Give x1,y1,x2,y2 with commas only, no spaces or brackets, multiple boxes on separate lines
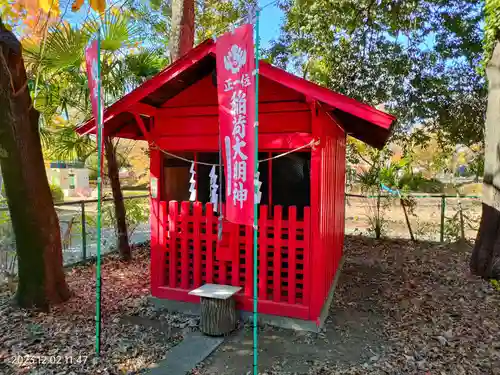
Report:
345,193,482,243
0,194,149,282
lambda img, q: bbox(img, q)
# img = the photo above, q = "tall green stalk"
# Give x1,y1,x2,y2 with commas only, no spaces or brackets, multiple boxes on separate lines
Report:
95,29,103,357
253,9,260,375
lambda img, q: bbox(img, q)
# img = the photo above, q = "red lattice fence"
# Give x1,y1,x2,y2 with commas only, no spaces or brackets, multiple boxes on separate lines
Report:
155,201,311,318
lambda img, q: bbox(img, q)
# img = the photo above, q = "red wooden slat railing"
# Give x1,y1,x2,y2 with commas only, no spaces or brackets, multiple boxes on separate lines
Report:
154,201,167,289
193,202,202,288
205,203,214,283
302,207,311,307
258,205,268,300
159,201,313,318
168,201,178,288
288,206,297,304
273,205,282,302
232,223,240,287
180,201,190,289
244,224,253,297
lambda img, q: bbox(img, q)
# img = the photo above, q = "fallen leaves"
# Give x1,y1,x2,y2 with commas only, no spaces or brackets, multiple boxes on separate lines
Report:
312,237,500,374
0,243,180,375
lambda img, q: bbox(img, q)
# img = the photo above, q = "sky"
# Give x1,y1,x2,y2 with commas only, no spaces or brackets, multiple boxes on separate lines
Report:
59,0,284,50
258,1,284,49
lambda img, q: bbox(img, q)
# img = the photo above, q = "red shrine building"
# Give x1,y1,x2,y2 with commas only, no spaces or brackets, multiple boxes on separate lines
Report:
77,39,395,329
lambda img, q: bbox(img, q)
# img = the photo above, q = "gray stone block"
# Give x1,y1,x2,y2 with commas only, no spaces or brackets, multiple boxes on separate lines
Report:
146,332,223,375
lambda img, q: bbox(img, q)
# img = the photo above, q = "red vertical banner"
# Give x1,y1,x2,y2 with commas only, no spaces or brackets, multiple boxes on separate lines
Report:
85,39,104,169
85,40,101,132
216,24,256,226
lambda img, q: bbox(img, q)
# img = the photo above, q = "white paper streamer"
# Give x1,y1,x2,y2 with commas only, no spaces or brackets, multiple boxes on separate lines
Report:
209,166,219,212
189,162,196,202
254,171,262,204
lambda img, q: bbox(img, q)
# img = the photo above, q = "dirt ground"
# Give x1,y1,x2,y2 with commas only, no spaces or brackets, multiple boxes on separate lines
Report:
2,236,500,374
193,236,500,375
344,196,482,242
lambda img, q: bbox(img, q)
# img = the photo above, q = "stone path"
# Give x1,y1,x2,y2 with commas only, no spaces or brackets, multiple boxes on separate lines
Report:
147,332,223,375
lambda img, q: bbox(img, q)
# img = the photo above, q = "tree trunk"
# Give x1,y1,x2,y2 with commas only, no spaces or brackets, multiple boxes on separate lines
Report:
470,41,500,279
170,0,195,62
0,21,70,309
104,137,131,261
200,297,237,336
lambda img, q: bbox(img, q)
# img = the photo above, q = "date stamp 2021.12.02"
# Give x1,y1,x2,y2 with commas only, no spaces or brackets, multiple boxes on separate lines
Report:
10,354,89,366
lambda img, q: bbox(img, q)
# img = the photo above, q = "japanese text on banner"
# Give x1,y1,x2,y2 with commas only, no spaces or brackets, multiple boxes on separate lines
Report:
216,24,256,226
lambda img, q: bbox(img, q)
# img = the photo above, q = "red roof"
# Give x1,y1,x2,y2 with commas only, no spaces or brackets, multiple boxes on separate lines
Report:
77,39,396,149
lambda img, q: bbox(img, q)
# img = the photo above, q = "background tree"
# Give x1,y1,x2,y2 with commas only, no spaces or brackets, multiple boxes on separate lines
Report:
170,0,194,61
470,0,500,279
270,0,485,146
0,15,70,308
23,10,168,260
129,0,256,50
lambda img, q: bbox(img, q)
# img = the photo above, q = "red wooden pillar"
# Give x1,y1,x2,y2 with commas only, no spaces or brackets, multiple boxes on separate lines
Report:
150,147,162,295
309,101,326,321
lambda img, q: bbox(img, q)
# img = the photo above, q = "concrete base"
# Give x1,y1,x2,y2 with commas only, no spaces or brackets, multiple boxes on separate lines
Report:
149,257,345,334
149,296,321,332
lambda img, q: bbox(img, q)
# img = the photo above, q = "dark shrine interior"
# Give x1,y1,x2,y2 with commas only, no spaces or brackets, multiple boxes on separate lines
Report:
162,152,311,219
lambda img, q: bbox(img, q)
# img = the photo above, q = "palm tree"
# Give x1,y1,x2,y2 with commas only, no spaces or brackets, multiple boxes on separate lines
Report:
24,11,168,260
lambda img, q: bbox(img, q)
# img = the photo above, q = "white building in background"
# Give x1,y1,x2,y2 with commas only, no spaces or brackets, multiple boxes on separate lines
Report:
46,162,91,198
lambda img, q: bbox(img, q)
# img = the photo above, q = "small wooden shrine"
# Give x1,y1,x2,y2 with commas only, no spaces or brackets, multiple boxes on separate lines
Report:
77,39,396,328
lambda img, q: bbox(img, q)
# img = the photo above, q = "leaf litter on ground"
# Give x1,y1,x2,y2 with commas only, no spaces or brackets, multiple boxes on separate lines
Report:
192,237,500,375
0,243,190,375
1,237,500,374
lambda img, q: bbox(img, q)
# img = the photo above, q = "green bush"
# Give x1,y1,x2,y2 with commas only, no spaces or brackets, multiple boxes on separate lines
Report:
398,173,444,193
50,184,64,203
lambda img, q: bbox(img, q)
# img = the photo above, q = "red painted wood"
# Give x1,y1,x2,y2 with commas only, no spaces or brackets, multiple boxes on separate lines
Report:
267,153,272,207
154,133,313,152
76,40,215,135
259,62,395,130
273,205,283,303
193,202,202,288
130,102,157,116
150,148,161,293
132,113,151,143
157,201,167,287
153,286,310,320
302,207,311,308
180,201,190,289
219,259,227,285
205,203,215,284
159,102,310,117
156,201,316,320
237,297,310,320
244,224,253,297
258,205,268,300
288,206,297,305
309,103,325,319
168,201,179,288
155,111,311,136
231,223,240,287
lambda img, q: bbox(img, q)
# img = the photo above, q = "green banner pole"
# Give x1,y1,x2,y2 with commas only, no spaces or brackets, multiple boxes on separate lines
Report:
95,28,103,357
253,9,260,375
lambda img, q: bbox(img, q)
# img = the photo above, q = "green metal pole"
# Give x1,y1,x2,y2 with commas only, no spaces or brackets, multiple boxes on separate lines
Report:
440,195,445,243
81,201,87,261
253,9,260,375
95,29,103,357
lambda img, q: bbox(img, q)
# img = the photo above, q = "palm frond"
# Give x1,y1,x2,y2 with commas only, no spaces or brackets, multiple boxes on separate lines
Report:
124,48,168,84
84,12,141,52
27,23,88,74
48,126,96,162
